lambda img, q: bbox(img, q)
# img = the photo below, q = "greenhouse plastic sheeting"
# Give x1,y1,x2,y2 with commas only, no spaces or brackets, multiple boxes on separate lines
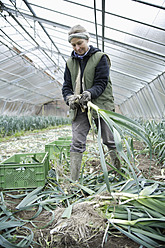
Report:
0,0,165,119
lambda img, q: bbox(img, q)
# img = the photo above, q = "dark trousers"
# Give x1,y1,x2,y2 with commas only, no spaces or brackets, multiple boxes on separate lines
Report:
70,109,116,153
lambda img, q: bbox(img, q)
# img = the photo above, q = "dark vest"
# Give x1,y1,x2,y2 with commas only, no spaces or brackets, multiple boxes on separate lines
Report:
67,52,115,117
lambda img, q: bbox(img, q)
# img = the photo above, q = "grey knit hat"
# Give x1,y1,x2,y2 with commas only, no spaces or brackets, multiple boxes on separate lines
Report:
68,25,90,43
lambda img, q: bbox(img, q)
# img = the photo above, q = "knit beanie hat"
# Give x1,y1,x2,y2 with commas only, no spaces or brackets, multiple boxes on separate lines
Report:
68,25,90,43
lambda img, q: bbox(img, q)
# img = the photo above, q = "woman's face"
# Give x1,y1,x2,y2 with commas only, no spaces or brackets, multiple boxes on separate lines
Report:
71,38,89,55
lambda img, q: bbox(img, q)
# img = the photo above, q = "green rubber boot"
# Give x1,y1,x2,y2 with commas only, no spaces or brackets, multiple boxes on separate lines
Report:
109,149,121,170
70,152,83,181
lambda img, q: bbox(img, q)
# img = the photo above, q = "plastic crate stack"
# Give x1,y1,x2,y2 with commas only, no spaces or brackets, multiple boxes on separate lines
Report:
0,136,72,190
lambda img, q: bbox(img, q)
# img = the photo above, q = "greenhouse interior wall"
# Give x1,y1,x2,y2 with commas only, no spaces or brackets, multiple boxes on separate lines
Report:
0,0,165,121
120,72,165,120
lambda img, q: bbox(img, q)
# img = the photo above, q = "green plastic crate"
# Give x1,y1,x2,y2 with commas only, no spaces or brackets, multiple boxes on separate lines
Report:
45,140,71,159
0,152,49,189
58,136,72,140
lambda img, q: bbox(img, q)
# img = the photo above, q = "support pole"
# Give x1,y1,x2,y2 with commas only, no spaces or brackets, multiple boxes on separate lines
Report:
102,0,105,52
94,0,99,48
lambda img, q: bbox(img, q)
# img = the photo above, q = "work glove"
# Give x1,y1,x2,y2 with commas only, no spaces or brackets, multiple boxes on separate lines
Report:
79,91,91,108
66,95,80,110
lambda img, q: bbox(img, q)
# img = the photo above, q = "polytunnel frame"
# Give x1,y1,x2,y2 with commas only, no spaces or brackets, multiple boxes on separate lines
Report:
0,0,165,119
120,72,165,120
0,42,63,116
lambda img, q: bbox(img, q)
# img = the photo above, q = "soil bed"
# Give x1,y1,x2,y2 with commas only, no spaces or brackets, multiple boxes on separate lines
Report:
0,126,164,248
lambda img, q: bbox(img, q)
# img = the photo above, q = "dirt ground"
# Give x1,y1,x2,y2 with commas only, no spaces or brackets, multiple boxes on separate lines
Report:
0,127,164,248
5,196,141,248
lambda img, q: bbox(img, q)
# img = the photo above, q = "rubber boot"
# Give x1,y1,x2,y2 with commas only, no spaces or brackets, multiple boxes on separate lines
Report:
109,149,121,170
70,152,83,181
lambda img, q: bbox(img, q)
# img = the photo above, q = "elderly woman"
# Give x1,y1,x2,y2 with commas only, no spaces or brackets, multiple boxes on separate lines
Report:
62,25,120,181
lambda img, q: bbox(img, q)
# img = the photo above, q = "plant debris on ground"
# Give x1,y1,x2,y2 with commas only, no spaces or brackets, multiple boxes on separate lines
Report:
0,123,165,248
